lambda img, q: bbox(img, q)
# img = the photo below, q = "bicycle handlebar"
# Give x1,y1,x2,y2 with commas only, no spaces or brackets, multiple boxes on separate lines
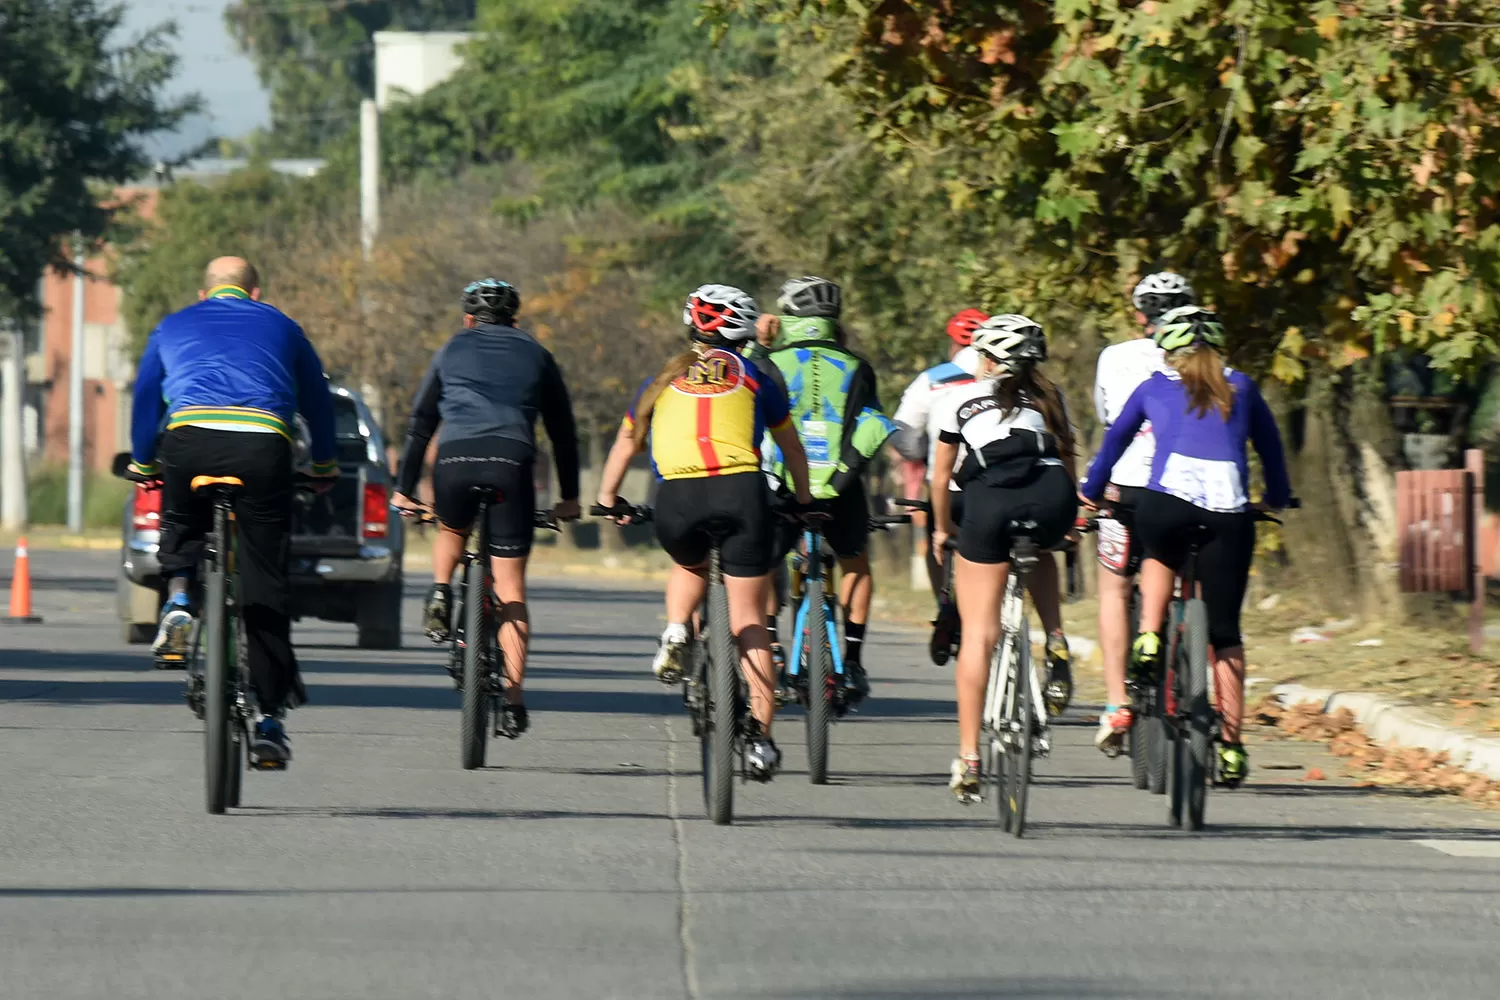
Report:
590,501,656,524
396,504,563,531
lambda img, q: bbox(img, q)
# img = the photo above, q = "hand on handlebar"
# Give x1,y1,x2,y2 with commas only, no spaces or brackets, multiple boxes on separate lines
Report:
1077,490,1098,512
552,498,581,522
392,492,425,516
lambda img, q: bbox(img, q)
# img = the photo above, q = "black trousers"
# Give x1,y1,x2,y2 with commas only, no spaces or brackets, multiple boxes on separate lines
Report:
157,426,301,714
1132,490,1256,650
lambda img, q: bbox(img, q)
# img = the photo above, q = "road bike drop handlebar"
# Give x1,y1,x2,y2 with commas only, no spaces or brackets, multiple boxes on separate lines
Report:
1075,496,1301,534
589,501,656,525
109,453,327,495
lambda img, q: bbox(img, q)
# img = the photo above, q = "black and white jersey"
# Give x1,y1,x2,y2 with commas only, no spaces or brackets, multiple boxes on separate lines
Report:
934,377,1064,486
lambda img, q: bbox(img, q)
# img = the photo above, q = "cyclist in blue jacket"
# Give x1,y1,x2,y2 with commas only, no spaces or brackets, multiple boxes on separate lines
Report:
1080,306,1291,784
129,257,338,767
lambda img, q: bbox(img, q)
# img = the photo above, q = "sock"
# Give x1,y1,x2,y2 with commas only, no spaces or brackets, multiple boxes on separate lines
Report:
662,622,690,645
844,621,866,665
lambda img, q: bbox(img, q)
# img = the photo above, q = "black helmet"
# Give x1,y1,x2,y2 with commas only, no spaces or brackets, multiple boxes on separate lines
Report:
461,278,520,324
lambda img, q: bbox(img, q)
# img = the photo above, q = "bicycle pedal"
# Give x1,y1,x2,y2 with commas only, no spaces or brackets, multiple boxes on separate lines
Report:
249,757,287,771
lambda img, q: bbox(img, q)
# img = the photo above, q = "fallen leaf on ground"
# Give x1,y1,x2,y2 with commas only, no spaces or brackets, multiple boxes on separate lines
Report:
1304,767,1327,781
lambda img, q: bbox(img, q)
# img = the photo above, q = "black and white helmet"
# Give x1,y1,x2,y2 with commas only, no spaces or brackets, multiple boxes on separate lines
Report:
683,283,760,343
971,313,1047,373
776,275,842,318
1131,271,1194,324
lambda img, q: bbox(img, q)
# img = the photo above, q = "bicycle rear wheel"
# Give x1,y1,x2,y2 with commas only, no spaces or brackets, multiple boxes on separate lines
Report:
805,576,832,785
203,515,232,815
1125,591,1151,790
704,554,737,825
225,615,247,808
1147,627,1171,796
460,557,489,770
1001,619,1033,837
1183,598,1212,830
1166,602,1187,827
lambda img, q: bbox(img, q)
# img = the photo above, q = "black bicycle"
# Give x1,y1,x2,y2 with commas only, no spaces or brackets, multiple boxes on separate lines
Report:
114,457,318,814
402,491,560,769
891,497,959,666
1160,503,1296,830
594,501,777,825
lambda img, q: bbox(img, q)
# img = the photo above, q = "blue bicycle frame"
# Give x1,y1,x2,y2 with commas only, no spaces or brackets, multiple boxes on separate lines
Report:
786,528,844,683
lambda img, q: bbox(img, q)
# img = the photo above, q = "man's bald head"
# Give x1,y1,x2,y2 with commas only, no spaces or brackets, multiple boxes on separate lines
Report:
201,256,261,299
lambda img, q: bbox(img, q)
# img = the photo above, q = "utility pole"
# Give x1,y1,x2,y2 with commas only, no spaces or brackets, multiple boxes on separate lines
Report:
358,98,385,434
1,317,27,530
68,239,85,533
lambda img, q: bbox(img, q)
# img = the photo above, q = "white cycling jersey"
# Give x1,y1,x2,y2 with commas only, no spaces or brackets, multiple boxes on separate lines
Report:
892,347,979,487
1092,337,1168,488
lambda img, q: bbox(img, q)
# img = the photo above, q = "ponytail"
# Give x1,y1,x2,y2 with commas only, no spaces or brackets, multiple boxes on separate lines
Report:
994,365,1074,459
1171,346,1235,420
631,345,700,450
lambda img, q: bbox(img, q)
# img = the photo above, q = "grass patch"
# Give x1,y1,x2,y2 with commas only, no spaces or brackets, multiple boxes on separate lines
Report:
27,464,130,529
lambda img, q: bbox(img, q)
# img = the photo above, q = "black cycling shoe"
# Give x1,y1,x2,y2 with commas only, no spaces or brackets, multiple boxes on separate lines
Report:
423,584,451,643
929,604,959,666
499,702,528,739
843,662,870,705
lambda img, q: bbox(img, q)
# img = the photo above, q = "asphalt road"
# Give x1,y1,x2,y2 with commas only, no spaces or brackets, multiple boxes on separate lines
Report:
3,549,1499,1000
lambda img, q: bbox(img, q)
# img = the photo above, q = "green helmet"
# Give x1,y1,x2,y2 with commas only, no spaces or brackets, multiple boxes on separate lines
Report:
1152,305,1225,352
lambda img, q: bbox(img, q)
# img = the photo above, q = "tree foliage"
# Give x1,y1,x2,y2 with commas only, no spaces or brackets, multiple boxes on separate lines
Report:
0,0,195,318
224,0,473,155
710,0,1500,384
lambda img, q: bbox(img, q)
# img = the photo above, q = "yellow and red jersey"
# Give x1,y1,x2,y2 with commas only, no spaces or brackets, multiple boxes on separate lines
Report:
623,348,791,480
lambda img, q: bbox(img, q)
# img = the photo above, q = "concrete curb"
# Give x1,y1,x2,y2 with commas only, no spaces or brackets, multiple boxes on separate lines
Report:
1272,683,1500,782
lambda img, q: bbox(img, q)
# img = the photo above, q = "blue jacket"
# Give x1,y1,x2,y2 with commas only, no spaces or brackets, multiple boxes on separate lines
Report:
130,290,337,475
1081,368,1291,513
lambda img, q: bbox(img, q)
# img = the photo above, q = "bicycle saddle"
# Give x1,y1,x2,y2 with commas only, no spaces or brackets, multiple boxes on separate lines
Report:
191,475,245,493
468,486,506,502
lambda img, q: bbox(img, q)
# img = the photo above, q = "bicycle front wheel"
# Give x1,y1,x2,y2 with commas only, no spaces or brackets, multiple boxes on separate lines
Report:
203,521,232,815
704,563,737,825
805,579,832,785
1183,598,1212,830
1000,620,1033,837
460,558,489,770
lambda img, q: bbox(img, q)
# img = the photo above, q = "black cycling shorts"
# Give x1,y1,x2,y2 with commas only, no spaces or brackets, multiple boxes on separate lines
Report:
1132,490,1256,651
773,479,871,564
1096,483,1146,576
432,437,536,557
655,471,775,578
958,465,1077,565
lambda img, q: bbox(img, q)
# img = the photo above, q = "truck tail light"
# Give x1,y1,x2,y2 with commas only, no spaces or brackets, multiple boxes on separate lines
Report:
362,482,389,539
132,487,161,532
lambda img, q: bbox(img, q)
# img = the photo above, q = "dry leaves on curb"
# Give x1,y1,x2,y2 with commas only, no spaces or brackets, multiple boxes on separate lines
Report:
1250,697,1500,806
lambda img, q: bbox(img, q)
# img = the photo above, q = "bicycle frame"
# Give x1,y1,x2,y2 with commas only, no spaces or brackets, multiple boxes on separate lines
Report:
982,542,1047,741
786,529,845,685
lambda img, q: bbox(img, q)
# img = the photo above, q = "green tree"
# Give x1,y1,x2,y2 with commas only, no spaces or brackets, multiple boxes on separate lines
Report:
0,0,195,318
224,0,474,155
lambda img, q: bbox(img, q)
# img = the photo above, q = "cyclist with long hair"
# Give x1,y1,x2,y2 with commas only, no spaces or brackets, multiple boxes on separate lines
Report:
1080,305,1291,785
928,314,1078,803
597,284,813,781
1091,271,1194,753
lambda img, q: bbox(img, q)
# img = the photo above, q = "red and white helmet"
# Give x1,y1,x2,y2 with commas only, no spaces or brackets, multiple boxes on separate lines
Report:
683,284,760,343
946,308,989,346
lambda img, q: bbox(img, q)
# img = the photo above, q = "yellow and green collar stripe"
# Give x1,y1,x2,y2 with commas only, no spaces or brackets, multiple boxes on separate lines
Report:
207,284,252,300
168,406,290,438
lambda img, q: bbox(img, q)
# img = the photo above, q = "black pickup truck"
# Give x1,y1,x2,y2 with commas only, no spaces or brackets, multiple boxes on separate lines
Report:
116,385,407,649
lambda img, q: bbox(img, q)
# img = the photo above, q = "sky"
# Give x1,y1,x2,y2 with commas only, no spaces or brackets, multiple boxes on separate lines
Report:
121,0,271,158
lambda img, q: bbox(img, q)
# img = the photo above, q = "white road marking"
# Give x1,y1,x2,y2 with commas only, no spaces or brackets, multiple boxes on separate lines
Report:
1415,840,1500,858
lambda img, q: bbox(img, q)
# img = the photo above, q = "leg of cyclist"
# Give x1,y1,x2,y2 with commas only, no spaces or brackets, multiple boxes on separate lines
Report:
828,482,874,702
1027,552,1073,715
726,573,776,734
952,553,1006,801
489,556,531,734
1198,509,1256,781
653,563,707,683
927,490,964,665
1095,566,1135,750
152,434,212,658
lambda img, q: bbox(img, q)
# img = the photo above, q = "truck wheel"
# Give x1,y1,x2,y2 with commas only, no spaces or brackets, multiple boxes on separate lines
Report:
356,577,403,650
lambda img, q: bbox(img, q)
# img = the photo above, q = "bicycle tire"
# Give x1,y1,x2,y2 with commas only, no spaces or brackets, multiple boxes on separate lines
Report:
1183,598,1212,831
1166,601,1186,827
225,615,247,808
705,553,737,825
460,557,488,770
1002,618,1033,837
1126,591,1150,790
805,575,832,785
203,510,232,815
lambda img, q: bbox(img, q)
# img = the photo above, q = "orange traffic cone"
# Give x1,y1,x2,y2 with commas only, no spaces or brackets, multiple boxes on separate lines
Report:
7,536,43,624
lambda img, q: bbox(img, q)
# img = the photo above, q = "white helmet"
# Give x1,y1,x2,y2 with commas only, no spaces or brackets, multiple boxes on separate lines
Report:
776,275,841,318
971,313,1047,373
683,283,760,342
1132,271,1195,321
